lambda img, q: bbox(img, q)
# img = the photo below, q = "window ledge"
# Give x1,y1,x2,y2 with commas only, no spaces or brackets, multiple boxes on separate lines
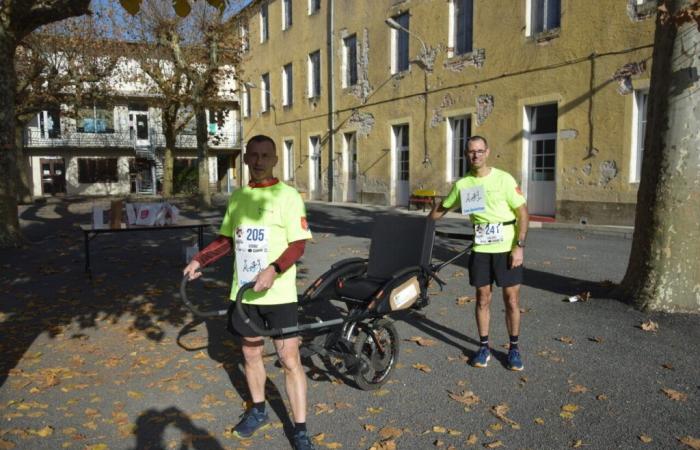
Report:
444,48,486,70
530,28,561,43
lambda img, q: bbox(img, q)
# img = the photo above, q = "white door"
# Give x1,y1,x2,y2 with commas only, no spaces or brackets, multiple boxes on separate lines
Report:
130,112,149,146
344,132,358,202
526,104,557,217
393,125,410,206
309,136,322,200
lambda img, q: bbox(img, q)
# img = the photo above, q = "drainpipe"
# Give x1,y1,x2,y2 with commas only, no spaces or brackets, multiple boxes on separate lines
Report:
326,0,335,202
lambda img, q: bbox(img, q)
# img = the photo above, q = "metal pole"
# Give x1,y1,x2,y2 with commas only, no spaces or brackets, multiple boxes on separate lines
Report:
326,0,335,202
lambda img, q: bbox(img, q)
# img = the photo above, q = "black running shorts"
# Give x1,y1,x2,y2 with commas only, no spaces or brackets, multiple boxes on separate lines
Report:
229,302,299,339
468,251,523,288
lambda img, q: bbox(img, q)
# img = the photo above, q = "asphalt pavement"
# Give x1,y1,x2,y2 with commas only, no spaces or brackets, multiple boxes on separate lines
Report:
0,196,697,450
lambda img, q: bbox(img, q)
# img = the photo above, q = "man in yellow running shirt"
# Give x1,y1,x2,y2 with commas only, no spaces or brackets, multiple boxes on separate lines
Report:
184,135,316,450
430,135,529,371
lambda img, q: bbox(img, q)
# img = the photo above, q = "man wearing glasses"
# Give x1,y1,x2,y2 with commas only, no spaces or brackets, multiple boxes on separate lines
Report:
430,135,529,371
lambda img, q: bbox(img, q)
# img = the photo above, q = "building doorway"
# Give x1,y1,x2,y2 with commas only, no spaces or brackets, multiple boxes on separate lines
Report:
525,103,557,217
392,124,410,206
40,158,66,195
344,132,358,202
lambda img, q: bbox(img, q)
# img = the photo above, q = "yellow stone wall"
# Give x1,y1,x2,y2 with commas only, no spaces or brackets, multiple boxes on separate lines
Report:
237,0,655,224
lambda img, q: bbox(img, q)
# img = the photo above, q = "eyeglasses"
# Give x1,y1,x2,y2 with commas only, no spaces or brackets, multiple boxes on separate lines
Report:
466,149,487,156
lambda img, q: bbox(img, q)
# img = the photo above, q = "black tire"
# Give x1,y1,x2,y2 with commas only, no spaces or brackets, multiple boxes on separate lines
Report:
351,319,400,390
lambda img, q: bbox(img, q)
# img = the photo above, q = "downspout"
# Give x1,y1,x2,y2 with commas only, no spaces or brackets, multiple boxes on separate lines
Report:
326,0,335,202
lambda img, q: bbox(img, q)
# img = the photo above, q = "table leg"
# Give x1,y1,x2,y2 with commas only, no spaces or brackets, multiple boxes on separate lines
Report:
84,231,92,279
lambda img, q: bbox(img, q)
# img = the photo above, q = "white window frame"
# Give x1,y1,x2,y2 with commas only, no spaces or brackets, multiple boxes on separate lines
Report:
342,34,358,88
308,50,321,98
390,12,410,75
239,22,249,53
309,135,322,191
446,115,471,181
260,3,269,43
630,89,649,183
242,87,251,118
260,73,270,112
308,0,320,15
525,0,560,36
283,139,295,180
282,63,293,106
448,0,473,58
282,0,292,30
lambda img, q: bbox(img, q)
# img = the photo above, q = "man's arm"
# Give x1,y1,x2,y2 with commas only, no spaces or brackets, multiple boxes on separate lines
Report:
183,235,233,280
510,203,529,268
429,202,456,221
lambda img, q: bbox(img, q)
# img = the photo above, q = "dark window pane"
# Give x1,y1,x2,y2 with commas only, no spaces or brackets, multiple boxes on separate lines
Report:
456,0,473,54
532,103,557,134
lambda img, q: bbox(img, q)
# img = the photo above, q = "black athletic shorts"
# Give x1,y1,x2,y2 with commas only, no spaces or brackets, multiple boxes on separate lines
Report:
228,302,299,339
468,251,523,288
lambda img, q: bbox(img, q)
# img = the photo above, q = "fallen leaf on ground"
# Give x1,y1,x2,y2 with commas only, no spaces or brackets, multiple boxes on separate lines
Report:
433,426,447,433
448,390,480,406
379,427,403,440
456,296,475,305
466,434,478,445
406,336,438,347
596,394,608,401
364,424,377,432
490,403,520,428
639,320,659,332
369,439,396,450
588,336,604,343
569,384,589,394
661,363,674,370
534,418,545,425
639,434,653,443
412,363,432,373
556,336,575,345
571,439,583,448
678,436,700,449
315,403,334,414
661,388,687,401
367,407,383,414
483,441,503,449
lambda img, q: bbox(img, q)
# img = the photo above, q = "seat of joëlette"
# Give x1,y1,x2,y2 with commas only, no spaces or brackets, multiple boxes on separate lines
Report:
335,215,435,301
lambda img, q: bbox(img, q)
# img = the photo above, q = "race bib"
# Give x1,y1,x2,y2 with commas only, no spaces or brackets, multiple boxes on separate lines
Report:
234,226,269,287
460,186,486,215
474,223,504,245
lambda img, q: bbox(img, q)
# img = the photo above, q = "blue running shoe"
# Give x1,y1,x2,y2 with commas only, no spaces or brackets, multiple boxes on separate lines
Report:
507,348,524,371
293,430,316,450
232,408,269,439
472,346,491,368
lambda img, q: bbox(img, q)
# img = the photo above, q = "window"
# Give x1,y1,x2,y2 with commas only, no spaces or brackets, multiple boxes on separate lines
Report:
282,63,293,106
283,139,294,180
261,73,270,112
529,0,560,35
282,0,292,30
394,124,409,181
308,50,321,98
630,90,648,183
309,0,320,15
240,22,249,53
208,110,225,135
450,0,473,56
310,135,322,191
78,105,114,134
391,12,410,73
343,34,358,87
529,103,557,181
78,158,118,183
260,3,269,42
344,132,357,181
39,109,61,138
448,116,471,180
243,87,251,118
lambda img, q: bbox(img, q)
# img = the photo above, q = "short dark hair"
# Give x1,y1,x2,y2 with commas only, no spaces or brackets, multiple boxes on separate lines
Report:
466,135,488,149
246,134,276,153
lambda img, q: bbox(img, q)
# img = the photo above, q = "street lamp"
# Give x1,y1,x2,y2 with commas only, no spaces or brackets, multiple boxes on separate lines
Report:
384,19,432,167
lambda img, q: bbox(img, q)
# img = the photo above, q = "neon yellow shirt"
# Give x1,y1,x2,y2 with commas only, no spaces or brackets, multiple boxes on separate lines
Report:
219,181,312,305
442,167,526,253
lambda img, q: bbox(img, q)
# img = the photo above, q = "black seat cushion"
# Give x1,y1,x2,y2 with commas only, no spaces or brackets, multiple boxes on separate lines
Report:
336,276,384,300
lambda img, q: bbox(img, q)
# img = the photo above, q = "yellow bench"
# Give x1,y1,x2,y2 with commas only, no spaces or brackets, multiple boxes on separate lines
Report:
408,189,440,211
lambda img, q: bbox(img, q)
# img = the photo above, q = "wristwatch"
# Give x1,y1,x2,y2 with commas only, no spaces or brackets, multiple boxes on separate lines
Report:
516,239,526,248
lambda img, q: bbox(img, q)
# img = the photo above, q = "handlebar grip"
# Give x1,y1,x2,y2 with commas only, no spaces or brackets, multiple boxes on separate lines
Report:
233,282,283,336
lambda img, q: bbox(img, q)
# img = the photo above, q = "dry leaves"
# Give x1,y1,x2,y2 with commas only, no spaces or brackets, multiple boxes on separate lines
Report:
571,439,584,448
483,441,503,449
560,403,579,420
412,363,432,373
456,296,475,305
406,336,438,347
378,427,403,440
679,436,700,450
569,384,589,394
556,336,575,345
490,403,520,429
639,434,653,443
661,388,687,401
639,320,659,332
448,390,480,406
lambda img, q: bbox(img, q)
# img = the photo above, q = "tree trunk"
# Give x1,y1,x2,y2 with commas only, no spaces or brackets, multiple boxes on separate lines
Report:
0,36,22,247
616,0,700,312
162,122,176,197
15,123,33,204
195,107,211,207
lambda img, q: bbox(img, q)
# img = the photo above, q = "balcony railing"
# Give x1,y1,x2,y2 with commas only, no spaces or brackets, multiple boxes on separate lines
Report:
23,128,241,150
